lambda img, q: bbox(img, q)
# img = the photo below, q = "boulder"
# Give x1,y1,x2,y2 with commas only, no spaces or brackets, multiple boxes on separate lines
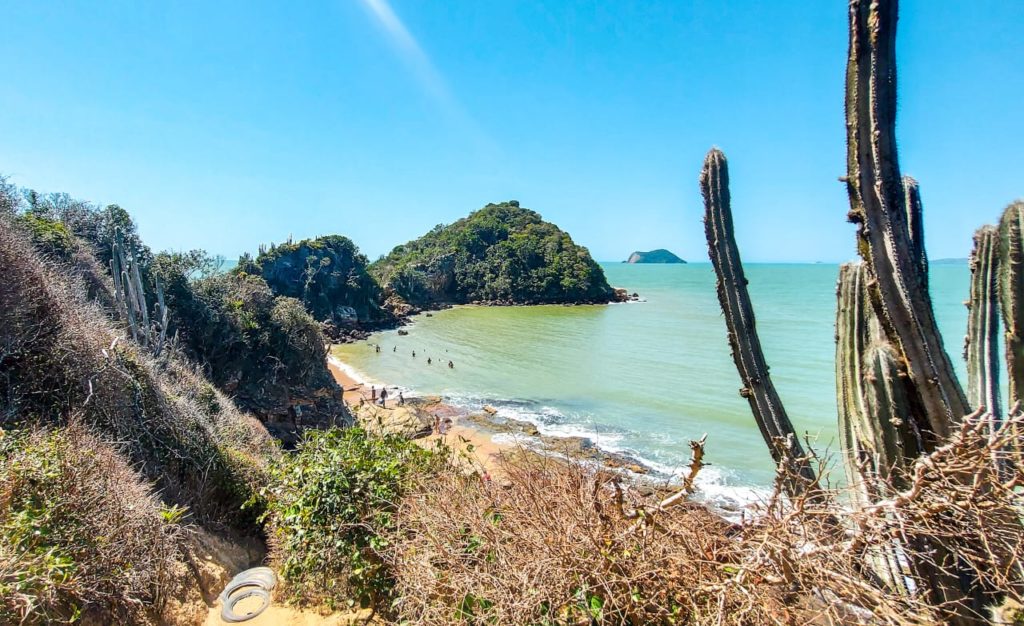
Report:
353,404,432,439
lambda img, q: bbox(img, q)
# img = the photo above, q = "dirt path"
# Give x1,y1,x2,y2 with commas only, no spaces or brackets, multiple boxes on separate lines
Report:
202,603,376,626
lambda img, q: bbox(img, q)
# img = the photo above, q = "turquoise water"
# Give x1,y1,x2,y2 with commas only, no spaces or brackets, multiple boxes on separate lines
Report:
333,262,974,500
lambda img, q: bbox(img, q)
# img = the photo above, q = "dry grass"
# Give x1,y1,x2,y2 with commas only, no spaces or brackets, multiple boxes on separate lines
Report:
0,424,182,624
0,215,277,527
386,413,1024,625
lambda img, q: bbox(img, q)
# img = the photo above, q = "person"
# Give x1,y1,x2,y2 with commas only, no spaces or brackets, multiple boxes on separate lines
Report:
398,391,405,406
412,350,416,358
375,344,381,353
371,385,377,401
433,414,440,434
393,346,397,352
427,357,432,365
440,418,452,435
380,388,388,406
448,360,454,369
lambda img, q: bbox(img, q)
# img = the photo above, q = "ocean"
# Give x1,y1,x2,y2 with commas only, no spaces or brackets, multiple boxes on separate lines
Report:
332,262,977,506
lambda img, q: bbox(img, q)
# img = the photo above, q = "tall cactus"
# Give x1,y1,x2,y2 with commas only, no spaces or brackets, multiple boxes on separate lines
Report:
836,263,921,502
966,226,1002,428
999,201,1024,409
111,227,169,355
903,177,928,291
700,148,815,493
836,262,920,594
844,0,969,441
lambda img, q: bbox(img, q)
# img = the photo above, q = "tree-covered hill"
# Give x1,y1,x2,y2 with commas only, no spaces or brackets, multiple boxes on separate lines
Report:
369,201,615,309
238,235,392,335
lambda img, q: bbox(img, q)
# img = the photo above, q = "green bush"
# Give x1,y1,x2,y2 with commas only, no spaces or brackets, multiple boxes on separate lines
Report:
258,428,438,611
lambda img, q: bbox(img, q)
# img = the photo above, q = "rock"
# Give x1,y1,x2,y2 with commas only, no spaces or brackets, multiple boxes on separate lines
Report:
397,329,409,336
354,404,432,439
483,405,498,415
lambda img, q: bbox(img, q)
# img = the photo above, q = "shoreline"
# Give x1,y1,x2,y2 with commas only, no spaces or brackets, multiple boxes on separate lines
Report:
327,355,514,479
327,352,670,485
326,350,774,520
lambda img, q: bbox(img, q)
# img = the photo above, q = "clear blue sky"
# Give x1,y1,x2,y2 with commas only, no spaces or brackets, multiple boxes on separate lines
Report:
1,1,1020,262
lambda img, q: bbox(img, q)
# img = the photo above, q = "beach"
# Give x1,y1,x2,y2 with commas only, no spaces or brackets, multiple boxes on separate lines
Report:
327,356,514,479
327,353,656,483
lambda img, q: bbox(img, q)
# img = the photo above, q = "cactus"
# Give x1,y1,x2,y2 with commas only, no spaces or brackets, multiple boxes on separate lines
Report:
966,226,1002,429
999,201,1024,409
836,263,922,501
844,0,969,441
111,227,169,355
700,148,815,493
903,177,928,291
836,262,920,594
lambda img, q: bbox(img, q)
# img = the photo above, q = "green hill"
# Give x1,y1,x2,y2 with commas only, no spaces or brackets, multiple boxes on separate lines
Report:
625,249,686,264
370,201,615,309
239,235,392,335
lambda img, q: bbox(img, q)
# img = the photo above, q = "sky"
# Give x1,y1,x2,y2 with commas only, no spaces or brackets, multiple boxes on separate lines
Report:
0,1,1021,263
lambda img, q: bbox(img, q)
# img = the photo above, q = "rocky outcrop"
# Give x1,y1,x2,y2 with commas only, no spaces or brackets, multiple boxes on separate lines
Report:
250,235,393,331
352,403,433,439
624,249,686,264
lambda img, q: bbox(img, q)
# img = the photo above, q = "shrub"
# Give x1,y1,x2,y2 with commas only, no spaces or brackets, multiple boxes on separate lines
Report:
0,425,181,625
258,428,438,611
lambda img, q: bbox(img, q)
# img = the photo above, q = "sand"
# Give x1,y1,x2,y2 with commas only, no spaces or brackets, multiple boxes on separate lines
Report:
327,357,513,479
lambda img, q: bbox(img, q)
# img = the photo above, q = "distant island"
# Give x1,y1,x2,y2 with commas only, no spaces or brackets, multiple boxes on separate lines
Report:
624,249,687,264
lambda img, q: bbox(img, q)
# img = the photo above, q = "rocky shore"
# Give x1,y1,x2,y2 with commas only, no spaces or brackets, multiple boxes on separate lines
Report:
326,356,656,481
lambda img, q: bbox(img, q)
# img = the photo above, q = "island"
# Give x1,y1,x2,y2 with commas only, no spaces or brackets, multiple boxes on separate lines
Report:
624,249,687,264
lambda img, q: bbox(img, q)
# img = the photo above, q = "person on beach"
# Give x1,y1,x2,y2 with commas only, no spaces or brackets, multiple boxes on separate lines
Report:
427,357,432,365
433,414,440,434
375,344,381,353
398,391,405,406
412,351,416,358
371,386,377,401
440,418,452,435
380,388,388,406
448,360,454,369
393,346,396,352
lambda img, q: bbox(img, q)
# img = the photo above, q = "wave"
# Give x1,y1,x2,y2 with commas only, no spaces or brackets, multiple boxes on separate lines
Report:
440,392,771,519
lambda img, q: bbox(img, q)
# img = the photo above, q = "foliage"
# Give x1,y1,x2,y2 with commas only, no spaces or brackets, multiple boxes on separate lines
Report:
259,428,438,612
246,235,388,327
16,213,74,259
370,201,615,306
166,271,333,419
0,215,276,528
0,426,181,625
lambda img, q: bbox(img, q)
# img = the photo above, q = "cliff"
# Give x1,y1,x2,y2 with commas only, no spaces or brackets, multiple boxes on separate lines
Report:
240,235,393,335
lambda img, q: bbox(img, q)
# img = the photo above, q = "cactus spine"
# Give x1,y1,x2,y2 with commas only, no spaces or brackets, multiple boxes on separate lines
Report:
966,226,1002,428
700,148,815,493
998,201,1024,408
844,0,969,441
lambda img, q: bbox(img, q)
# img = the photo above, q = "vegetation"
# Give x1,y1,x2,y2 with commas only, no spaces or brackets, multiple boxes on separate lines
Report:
257,428,438,612
243,235,391,332
371,201,615,308
0,426,182,624
624,249,686,264
700,2,1024,623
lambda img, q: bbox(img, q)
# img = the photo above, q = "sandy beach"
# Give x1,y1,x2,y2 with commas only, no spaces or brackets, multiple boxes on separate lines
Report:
327,355,513,479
